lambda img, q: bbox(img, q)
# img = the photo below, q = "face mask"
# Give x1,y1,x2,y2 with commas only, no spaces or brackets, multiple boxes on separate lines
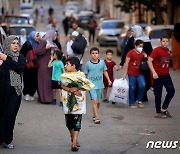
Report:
136,47,143,53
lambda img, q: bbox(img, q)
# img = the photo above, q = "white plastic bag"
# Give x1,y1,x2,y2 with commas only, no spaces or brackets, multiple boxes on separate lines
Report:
109,78,129,104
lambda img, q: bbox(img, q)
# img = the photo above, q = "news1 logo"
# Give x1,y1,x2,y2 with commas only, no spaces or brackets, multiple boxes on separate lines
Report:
146,141,179,149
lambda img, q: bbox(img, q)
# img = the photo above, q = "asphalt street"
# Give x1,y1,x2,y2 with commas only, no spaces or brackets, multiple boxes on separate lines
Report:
0,0,180,154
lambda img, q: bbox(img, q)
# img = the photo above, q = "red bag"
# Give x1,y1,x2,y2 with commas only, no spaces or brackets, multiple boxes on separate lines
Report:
26,48,39,69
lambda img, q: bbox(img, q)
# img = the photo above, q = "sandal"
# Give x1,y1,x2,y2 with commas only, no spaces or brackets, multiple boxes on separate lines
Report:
92,117,96,121
71,144,79,151
94,119,101,124
154,113,167,119
4,143,14,149
161,110,172,118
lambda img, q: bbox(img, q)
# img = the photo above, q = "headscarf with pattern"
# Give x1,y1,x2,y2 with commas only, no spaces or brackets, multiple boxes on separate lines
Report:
3,35,22,96
131,25,150,42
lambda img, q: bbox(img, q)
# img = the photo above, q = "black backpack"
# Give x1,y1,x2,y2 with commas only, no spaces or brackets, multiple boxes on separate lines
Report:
71,34,87,54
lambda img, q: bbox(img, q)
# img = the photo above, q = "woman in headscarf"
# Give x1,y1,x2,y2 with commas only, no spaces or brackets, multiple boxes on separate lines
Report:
119,25,153,102
20,31,40,101
0,35,26,149
172,23,180,70
36,29,58,104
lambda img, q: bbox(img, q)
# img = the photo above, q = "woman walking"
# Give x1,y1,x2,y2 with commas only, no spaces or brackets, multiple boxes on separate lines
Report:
36,29,58,104
20,31,40,101
0,35,26,149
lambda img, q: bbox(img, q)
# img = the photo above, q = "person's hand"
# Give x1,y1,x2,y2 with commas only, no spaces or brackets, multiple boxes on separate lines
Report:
122,73,127,80
118,65,123,71
0,53,7,61
144,53,147,58
46,45,51,50
69,87,78,93
74,90,82,97
152,72,158,79
108,80,112,86
50,55,54,60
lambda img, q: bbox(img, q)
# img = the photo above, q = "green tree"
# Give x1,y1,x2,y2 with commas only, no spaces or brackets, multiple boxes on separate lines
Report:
116,0,166,24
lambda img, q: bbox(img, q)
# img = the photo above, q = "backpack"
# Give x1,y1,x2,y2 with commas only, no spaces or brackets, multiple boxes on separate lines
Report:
26,48,39,69
71,34,87,55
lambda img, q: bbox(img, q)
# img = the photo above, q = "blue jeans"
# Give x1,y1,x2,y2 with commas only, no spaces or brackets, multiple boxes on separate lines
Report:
128,74,146,105
153,74,175,113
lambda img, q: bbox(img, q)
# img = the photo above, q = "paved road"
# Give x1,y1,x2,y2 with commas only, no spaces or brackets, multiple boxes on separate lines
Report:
1,0,180,154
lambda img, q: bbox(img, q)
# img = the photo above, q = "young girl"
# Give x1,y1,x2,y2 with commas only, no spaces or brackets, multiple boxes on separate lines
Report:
103,49,119,103
123,39,147,108
48,50,65,105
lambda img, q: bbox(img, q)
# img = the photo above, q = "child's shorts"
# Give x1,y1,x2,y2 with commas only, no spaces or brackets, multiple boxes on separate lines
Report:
51,80,61,89
65,114,82,131
89,89,102,101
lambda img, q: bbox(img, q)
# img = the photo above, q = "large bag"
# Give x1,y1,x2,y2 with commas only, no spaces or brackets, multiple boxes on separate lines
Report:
140,58,149,72
109,78,129,104
26,48,39,69
71,34,87,54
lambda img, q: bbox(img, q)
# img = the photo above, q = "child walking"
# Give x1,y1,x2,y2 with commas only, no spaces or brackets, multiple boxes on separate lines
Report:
148,35,175,118
61,57,94,151
122,40,147,108
103,49,119,103
48,50,65,105
84,47,112,124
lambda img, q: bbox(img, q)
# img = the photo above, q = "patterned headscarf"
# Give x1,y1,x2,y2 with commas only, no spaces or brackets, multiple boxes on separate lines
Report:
3,35,22,96
45,29,57,47
28,31,39,48
131,25,150,42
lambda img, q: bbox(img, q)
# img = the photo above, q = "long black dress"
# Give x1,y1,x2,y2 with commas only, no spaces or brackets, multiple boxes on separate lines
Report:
20,41,38,97
0,55,26,144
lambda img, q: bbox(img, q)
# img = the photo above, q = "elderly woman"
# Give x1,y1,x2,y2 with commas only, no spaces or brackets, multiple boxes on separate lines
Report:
20,31,40,101
36,29,58,104
119,25,153,102
0,35,26,149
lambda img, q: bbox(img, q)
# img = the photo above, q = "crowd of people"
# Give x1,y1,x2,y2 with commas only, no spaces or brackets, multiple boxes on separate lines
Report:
0,9,180,151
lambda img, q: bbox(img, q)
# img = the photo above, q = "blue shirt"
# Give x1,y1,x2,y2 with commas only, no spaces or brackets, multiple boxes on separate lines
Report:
51,60,64,81
84,59,107,89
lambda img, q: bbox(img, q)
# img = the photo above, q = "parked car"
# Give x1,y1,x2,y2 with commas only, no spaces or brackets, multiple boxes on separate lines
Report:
78,10,93,29
19,9,34,25
1,15,32,35
20,0,34,9
149,25,173,49
97,19,125,46
8,24,36,38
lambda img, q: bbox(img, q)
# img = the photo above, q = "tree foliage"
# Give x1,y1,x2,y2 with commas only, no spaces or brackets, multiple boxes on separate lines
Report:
115,0,167,24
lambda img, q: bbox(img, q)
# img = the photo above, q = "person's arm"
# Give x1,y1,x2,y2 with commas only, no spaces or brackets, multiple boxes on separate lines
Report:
48,55,54,68
120,37,134,68
36,40,48,56
147,57,158,79
61,85,82,97
1,54,26,73
113,64,119,71
122,57,130,79
103,70,112,86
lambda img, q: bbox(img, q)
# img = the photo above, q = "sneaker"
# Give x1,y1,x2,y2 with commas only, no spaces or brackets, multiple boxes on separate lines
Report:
112,102,116,104
129,105,137,109
137,103,144,108
24,94,30,101
29,96,35,101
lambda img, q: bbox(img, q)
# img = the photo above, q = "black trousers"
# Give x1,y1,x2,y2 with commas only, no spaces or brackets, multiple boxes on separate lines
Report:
89,29,95,43
0,93,21,144
153,74,175,113
23,67,38,96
